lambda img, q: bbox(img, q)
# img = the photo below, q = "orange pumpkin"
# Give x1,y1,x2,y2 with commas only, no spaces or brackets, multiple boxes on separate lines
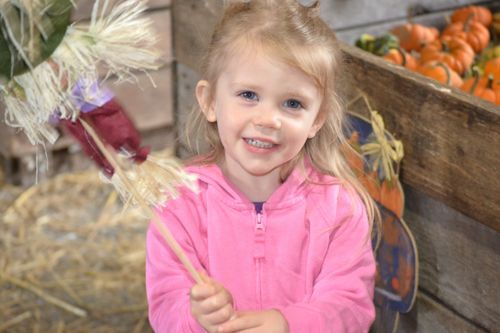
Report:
390,23,439,52
419,36,475,75
383,48,418,71
484,58,500,81
343,131,364,174
417,61,463,88
359,171,381,202
462,73,500,105
442,18,490,53
451,6,493,27
380,179,404,218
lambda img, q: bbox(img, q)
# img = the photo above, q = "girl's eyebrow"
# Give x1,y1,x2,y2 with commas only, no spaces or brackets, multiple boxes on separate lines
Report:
231,81,315,100
283,90,315,102
230,81,261,90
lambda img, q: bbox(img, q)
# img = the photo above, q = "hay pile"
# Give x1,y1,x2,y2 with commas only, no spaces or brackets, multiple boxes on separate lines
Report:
0,170,153,332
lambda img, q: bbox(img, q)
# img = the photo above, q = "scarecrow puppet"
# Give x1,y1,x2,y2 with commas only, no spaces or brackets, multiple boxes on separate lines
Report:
0,0,201,282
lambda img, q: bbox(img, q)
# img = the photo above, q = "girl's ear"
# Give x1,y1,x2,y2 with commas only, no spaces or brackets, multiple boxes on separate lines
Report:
196,80,216,122
308,111,327,138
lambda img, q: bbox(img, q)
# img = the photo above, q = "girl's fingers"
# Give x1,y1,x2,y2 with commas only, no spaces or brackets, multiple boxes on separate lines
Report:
191,271,220,299
198,287,233,313
190,282,217,301
204,302,235,326
191,284,233,315
218,312,260,333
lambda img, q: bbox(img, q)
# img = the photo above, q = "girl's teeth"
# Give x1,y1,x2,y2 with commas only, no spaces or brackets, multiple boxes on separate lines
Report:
246,138,274,148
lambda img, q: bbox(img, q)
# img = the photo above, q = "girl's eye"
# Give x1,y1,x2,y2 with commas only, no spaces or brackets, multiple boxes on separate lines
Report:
284,99,303,109
239,91,258,101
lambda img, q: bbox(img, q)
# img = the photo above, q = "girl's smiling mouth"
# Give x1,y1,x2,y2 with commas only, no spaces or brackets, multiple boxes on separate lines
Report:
244,137,278,149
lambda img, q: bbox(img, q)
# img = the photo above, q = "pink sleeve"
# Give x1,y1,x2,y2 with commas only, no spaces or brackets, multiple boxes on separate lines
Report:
278,191,376,333
145,203,206,333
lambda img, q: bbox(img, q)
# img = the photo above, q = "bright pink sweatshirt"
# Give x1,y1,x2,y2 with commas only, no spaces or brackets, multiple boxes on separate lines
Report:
146,163,375,332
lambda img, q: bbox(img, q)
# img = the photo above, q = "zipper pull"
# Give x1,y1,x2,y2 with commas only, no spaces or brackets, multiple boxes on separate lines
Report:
254,212,266,259
256,212,265,231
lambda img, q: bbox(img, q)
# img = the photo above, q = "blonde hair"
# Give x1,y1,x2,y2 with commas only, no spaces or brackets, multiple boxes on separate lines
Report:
185,0,380,238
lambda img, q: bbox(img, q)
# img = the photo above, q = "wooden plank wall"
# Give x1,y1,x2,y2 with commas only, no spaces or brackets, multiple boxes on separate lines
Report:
400,186,499,332
172,1,500,332
320,0,485,40
0,0,175,184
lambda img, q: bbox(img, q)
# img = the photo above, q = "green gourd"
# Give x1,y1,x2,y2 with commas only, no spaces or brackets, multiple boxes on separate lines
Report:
355,33,400,57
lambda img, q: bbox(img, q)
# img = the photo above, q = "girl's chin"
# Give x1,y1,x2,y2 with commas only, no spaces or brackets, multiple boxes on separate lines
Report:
223,160,280,178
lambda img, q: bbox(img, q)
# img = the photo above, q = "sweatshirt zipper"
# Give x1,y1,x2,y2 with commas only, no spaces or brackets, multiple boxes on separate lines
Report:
254,211,265,309
256,212,264,231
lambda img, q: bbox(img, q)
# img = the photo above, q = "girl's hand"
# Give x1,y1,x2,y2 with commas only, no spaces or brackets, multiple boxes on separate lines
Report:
218,309,289,333
190,272,235,333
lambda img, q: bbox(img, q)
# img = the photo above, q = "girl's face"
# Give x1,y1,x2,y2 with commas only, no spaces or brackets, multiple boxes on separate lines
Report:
197,48,325,183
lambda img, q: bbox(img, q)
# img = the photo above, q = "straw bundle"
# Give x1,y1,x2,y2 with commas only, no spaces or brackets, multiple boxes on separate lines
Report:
0,170,153,332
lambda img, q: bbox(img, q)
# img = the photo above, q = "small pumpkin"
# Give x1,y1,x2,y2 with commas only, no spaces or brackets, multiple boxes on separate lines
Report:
477,45,500,71
462,71,500,105
359,171,381,202
383,48,418,71
442,17,490,53
390,23,439,52
419,36,475,75
451,6,493,27
343,131,364,174
380,179,404,218
416,61,463,88
484,57,500,81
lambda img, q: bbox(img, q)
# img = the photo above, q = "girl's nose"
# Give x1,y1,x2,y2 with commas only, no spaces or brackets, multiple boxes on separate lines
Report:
253,106,282,129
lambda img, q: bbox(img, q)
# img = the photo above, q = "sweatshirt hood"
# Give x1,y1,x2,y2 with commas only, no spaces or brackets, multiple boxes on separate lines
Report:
185,160,335,210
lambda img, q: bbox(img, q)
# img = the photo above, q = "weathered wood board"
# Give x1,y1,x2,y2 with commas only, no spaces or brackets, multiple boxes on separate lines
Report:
402,186,499,332
319,0,486,31
397,292,486,333
72,0,171,21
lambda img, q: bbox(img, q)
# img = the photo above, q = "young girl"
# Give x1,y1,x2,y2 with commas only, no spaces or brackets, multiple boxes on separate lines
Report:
146,1,377,332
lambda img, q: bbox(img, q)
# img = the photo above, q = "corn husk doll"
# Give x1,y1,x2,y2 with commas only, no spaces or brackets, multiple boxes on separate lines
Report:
0,0,201,282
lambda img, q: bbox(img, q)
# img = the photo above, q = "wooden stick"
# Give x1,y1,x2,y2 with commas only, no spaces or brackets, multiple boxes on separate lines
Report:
80,120,202,284
0,272,87,317
0,311,32,332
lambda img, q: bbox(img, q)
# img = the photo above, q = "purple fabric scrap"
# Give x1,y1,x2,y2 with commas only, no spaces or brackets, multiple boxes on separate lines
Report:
72,79,115,113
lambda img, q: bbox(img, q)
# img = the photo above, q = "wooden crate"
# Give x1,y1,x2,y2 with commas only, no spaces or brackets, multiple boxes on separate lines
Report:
338,43,500,233
0,1,175,185
171,1,500,332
